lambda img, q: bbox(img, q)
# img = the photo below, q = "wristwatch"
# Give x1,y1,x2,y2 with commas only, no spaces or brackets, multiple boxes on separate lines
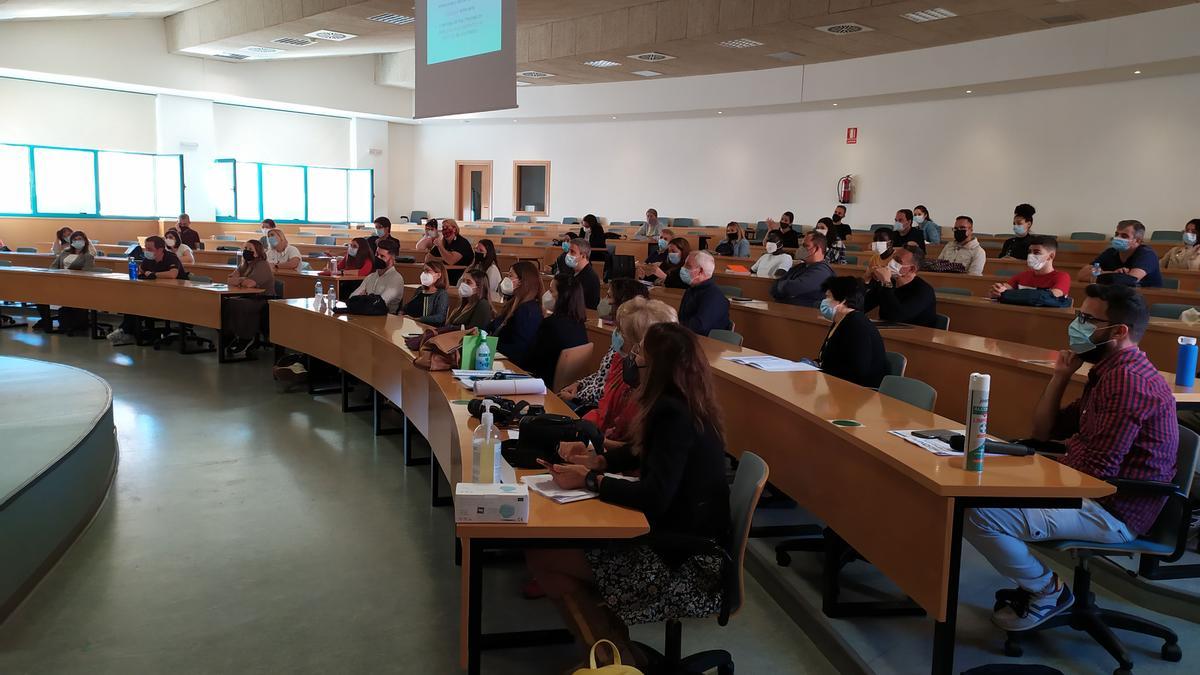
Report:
584,470,601,492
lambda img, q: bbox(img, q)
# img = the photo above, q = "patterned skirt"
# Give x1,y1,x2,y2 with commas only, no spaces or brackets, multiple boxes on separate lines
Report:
586,545,724,625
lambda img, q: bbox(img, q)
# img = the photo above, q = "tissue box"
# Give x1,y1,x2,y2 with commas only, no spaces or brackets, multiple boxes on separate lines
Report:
455,483,529,523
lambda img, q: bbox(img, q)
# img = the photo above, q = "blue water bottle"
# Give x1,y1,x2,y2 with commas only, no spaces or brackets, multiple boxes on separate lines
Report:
1176,336,1197,387
127,257,138,280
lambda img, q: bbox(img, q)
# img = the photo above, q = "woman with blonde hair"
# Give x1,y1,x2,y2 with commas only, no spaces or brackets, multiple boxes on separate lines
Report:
264,228,301,270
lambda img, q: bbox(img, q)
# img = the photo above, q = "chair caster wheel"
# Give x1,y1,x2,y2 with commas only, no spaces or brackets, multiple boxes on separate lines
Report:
1162,642,1182,662
775,551,791,567
1003,639,1023,658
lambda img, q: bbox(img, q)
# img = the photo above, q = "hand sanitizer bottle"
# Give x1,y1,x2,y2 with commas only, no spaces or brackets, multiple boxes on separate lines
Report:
472,400,501,483
474,330,492,371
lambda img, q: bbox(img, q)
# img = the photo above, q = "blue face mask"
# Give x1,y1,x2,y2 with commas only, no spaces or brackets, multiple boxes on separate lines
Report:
347,246,358,257
1067,318,1098,354
565,254,578,269
376,228,387,238
668,252,681,265
561,241,571,253
267,236,278,248
70,240,84,251
611,329,624,354
143,250,157,262
819,298,840,321
657,238,667,251
1110,237,1131,252
1013,224,1027,237
679,266,693,286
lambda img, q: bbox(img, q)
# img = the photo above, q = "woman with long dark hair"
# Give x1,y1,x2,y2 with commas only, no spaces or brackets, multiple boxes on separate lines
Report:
471,238,503,301
35,229,96,333
527,273,588,383
322,236,374,277
489,260,543,369
447,268,494,330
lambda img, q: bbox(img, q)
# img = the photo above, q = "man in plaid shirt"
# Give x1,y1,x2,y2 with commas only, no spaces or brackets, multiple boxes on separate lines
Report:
966,284,1178,631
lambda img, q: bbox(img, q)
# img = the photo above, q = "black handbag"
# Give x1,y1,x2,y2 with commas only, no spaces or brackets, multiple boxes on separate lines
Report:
500,415,603,469
337,294,389,315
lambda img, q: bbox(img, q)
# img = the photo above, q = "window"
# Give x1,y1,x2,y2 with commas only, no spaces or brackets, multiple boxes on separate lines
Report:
347,170,373,223
210,160,236,219
99,151,155,217
155,155,184,218
261,164,306,221
212,159,373,224
0,144,31,214
307,167,348,223
35,147,96,215
235,161,261,222
513,161,550,216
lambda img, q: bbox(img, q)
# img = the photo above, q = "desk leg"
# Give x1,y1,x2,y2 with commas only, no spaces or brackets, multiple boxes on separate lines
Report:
373,390,405,436
430,452,451,507
467,537,483,675
341,371,372,413
930,501,966,675
404,419,430,466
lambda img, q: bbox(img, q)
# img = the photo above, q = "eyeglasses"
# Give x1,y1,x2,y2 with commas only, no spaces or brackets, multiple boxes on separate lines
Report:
1074,310,1115,327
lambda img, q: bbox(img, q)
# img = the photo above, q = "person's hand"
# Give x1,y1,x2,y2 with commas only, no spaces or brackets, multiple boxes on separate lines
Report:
558,441,604,470
766,217,778,230
870,265,892,284
989,282,1008,298
557,382,578,400
537,459,588,489
1113,267,1129,275
1054,349,1083,377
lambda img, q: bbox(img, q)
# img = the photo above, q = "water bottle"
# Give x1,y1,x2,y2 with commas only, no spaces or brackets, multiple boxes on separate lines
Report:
1091,262,1101,280
1176,336,1197,387
474,330,492,370
127,257,138,280
325,285,337,310
313,281,326,311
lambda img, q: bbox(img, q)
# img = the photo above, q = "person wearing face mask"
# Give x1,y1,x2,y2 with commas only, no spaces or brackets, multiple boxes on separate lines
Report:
832,204,852,242
814,217,845,264
526,273,588,384
1077,219,1162,287
35,230,97,332
489,261,544,369
966,284,1176,632
765,211,800,249
938,216,986,275
257,219,277,247
108,235,188,346
367,216,397,254
641,237,691,288
1160,219,1200,270
863,246,938,328
415,218,439,252
815,276,888,389
162,227,195,265
913,205,940,245
400,261,450,326
642,228,675,266
447,268,495,330
175,213,201,250
349,239,406,313
889,209,926,253
264,228,301,271
714,222,750,258
677,251,731,336
469,238,504,302
771,232,834,308
991,236,1071,299
424,219,475,276
561,238,602,309
865,228,895,274
557,279,650,410
999,203,1037,260
632,208,665,240
222,239,276,357
321,237,374,278
50,227,75,256
750,231,793,279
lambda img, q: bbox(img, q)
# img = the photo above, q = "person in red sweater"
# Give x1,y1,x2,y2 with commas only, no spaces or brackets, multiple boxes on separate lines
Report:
990,235,1071,299
320,237,375,277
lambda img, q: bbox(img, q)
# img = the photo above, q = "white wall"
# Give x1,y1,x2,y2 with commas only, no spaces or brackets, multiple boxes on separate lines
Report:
156,94,216,220
388,123,416,220
0,77,156,151
350,118,389,219
213,104,351,167
413,71,1200,235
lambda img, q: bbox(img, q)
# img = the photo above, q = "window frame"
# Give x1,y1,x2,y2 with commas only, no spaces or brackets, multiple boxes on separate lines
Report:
512,160,551,217
213,158,374,225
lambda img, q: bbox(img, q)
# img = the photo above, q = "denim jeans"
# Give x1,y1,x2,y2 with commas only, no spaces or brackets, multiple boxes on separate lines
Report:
965,499,1134,593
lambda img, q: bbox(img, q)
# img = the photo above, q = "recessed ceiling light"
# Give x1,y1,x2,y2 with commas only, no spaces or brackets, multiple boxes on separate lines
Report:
584,59,621,68
815,23,874,35
610,116,617,120
367,13,415,26
1134,70,1142,74
965,89,973,94
832,103,838,107
304,29,357,42
632,70,662,77
902,8,957,23
717,111,723,115
628,52,676,63
517,70,555,79
718,38,764,49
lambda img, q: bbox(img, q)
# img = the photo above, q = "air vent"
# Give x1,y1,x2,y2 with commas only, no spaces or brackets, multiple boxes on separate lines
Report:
215,53,249,60
1042,14,1085,25
584,59,621,68
241,45,283,54
367,13,414,26
272,36,316,47
815,23,874,35
516,81,533,87
717,38,763,49
767,51,804,63
901,8,957,23
632,70,662,77
304,29,357,41
517,70,555,79
628,51,675,62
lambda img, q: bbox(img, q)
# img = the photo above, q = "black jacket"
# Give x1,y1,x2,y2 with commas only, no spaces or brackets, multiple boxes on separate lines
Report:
864,276,938,328
527,314,588,384
819,310,889,388
679,279,731,337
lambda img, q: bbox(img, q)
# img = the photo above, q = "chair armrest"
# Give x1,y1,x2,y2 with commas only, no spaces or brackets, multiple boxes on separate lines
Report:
1107,478,1181,496
1013,438,1068,455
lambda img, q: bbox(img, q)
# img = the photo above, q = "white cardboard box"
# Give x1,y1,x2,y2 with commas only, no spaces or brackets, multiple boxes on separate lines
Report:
454,483,529,523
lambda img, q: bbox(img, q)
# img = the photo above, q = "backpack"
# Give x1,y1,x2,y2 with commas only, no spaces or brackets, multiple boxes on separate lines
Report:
997,288,1071,308
339,294,389,315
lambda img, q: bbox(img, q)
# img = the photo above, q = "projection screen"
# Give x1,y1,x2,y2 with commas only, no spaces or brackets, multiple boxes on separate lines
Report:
415,0,517,119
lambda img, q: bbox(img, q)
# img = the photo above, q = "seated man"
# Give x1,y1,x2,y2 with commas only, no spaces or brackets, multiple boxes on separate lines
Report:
863,246,937,328
1076,219,1162,287
770,231,834,307
108,235,188,346
423,218,475,270
990,235,1071,299
367,216,398,254
563,238,601,310
176,213,201,250
350,239,406,313
937,216,986,275
890,208,926,253
677,251,730,337
966,284,1177,630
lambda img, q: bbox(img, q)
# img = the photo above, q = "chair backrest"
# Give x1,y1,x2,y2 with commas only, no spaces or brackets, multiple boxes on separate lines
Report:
935,287,971,296
933,313,950,331
117,240,138,246
980,241,1002,250
215,234,236,241
1150,230,1183,242
562,217,580,225
409,210,429,222
843,255,858,265
1140,426,1200,558
515,215,532,223
331,223,350,229
189,274,213,284
630,220,646,227
529,225,547,230
0,259,11,266
1149,302,1195,319
16,246,36,253
217,245,239,252
500,236,524,245
553,343,595,392
869,223,892,232
492,217,511,223
991,267,1018,278
314,236,336,245
884,351,907,377
1160,277,1180,290
878,375,937,411
708,329,743,346
716,285,742,298
298,231,316,236
722,452,769,622
1058,242,1081,252
226,256,238,265
673,217,695,227
485,226,505,235
1070,231,1107,240
273,280,285,297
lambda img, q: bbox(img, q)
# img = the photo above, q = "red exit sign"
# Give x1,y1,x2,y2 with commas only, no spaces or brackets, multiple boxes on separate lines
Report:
846,127,858,145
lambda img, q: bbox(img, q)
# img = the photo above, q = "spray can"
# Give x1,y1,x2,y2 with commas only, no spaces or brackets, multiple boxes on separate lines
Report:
965,373,990,473
1176,336,1197,387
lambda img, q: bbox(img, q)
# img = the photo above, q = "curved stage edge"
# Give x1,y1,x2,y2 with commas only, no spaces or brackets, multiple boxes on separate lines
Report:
0,356,119,623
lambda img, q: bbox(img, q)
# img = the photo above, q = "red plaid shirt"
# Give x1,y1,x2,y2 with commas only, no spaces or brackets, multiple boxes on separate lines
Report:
1053,346,1178,535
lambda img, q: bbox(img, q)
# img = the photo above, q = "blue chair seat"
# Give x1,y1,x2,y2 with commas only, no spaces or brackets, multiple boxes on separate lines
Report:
1034,538,1173,556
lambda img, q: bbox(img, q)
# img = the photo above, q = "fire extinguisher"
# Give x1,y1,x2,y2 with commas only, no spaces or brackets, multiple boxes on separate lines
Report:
837,175,854,203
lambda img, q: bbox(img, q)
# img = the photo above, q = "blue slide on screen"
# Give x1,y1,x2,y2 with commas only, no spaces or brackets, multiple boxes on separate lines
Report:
426,0,502,65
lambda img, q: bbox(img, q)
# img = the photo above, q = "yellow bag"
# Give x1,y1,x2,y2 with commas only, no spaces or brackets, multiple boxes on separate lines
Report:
571,640,644,675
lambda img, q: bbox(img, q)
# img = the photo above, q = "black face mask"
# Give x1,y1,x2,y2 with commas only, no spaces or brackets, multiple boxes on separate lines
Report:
726,233,737,241
242,250,254,262
375,257,389,270
953,229,968,243
832,214,843,222
621,354,642,387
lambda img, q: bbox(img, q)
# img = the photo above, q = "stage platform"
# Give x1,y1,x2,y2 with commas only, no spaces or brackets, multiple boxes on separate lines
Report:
0,356,118,621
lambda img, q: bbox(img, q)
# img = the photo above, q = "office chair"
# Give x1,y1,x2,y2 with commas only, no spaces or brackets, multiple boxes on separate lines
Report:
1160,277,1180,290
409,210,429,222
16,246,36,253
715,285,742,298
1149,303,1195,319
314,236,336,246
562,217,580,225
1000,426,1197,675
844,255,858,265
552,343,595,392
992,268,1018,278
154,274,215,353
673,218,696,228
485,226,505,235
708,329,743,347
215,234,236,241
515,215,532,223
631,452,767,675
117,240,138,246
933,313,951,331
217,245,240,252
878,375,937,411
884,351,907,378
297,231,316,236
1149,230,1184,242
500,236,524,245
1070,232,1107,240
935,287,971,296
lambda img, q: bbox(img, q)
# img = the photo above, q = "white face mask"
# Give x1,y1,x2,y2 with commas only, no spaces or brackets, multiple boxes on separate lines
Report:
1027,254,1048,270
1185,232,1197,246
815,227,828,235
914,215,926,224
887,259,904,276
419,272,435,287
542,291,555,311
457,283,474,297
871,241,890,254
765,242,779,254
499,277,515,295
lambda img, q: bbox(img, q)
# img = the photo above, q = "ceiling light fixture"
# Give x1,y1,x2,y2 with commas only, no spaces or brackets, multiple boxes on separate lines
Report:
1134,70,1142,74
902,8,957,23
965,89,973,94
632,70,662,77
815,23,874,35
610,116,617,120
304,29,357,42
628,52,676,62
832,103,838,106
717,111,723,115
718,38,764,49
517,70,555,79
584,59,621,68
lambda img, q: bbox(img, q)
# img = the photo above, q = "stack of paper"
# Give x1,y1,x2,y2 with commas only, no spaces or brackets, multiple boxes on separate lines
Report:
522,474,596,504
723,355,819,372
890,430,1004,457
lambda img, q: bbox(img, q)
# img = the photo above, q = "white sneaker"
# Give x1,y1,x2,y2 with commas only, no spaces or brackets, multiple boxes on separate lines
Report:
993,580,1074,632
109,329,135,346
106,328,123,342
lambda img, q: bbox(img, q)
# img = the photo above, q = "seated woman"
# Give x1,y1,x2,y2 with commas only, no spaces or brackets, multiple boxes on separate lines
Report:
35,229,96,333
643,228,675,266
471,238,503,302
640,237,690,288
557,278,649,409
750,230,793,278
816,276,888,389
164,228,196,265
527,273,588,384
713,222,750,258
488,261,543,370
222,239,276,358
1161,219,1200,270
527,322,730,667
446,268,494,330
321,237,374,277
864,227,895,280
815,217,846,265
264,228,302,271
50,227,73,255
401,260,450,326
